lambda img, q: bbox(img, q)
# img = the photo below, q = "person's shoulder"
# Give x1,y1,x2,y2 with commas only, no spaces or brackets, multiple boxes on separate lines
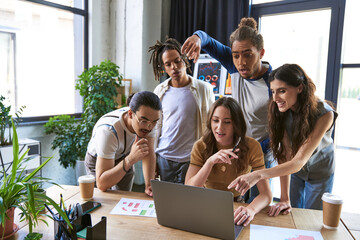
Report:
315,100,334,116
194,137,207,150
245,136,262,149
154,78,171,92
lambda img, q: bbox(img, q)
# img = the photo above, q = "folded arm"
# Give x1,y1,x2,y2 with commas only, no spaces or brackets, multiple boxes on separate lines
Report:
96,137,151,192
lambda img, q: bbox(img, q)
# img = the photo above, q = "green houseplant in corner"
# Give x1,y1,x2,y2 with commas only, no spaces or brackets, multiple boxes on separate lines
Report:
44,59,123,169
0,120,71,239
0,95,25,146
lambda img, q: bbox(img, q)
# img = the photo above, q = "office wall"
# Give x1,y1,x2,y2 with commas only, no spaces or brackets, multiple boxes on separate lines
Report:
15,0,169,186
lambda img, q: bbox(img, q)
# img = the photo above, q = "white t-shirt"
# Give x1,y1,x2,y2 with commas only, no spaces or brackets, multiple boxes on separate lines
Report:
156,84,197,162
87,107,155,160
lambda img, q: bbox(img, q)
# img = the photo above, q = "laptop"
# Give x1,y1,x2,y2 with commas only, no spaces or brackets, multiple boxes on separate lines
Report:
151,180,243,240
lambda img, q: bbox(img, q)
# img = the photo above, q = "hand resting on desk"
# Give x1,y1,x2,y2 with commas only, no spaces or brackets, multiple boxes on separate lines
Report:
267,201,292,217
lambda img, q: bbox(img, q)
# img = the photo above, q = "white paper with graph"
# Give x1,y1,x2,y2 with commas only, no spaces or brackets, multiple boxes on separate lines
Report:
110,198,157,217
250,224,324,240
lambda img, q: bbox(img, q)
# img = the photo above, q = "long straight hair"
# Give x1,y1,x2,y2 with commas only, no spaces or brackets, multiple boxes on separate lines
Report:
202,97,249,173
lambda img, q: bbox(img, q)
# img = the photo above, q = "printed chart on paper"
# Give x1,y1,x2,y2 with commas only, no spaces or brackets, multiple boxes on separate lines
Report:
250,224,324,240
110,198,156,217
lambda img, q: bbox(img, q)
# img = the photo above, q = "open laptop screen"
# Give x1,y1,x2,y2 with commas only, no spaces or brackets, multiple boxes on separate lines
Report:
151,180,243,240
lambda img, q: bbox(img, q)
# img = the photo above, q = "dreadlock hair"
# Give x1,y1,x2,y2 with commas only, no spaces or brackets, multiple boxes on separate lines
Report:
230,17,264,51
202,97,249,174
148,38,191,81
268,64,320,163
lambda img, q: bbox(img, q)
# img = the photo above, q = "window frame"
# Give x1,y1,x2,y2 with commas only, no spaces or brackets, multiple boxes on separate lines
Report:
13,0,89,123
251,0,346,105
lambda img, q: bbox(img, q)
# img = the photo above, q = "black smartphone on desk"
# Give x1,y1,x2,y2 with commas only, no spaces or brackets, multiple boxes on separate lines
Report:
81,201,101,215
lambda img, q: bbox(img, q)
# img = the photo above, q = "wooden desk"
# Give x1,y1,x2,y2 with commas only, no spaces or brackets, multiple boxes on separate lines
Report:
14,187,354,240
341,212,360,240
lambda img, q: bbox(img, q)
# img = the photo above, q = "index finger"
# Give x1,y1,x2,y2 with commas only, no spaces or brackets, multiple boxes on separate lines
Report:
136,137,148,145
268,205,278,216
227,177,239,189
181,39,191,54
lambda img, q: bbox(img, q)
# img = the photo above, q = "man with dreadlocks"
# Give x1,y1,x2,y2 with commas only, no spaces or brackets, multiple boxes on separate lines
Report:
149,38,215,183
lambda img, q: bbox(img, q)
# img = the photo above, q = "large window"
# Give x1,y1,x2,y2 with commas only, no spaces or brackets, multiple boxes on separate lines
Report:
333,0,360,214
251,0,360,213
260,9,331,99
0,0,87,120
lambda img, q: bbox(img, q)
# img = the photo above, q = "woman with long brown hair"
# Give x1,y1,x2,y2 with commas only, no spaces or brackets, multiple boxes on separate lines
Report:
229,64,338,214
185,97,272,226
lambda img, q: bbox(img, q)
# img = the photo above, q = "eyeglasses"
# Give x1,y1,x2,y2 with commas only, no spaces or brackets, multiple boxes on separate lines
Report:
133,113,158,128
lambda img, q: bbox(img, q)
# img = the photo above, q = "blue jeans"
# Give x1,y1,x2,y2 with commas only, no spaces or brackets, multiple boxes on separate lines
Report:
290,173,334,210
247,151,276,203
157,154,190,184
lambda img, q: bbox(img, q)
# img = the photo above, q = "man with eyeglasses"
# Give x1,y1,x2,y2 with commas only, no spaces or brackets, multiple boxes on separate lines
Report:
149,38,215,183
84,91,162,196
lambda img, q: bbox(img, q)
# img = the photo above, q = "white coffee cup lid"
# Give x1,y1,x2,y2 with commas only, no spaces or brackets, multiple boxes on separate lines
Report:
322,192,343,204
78,175,95,183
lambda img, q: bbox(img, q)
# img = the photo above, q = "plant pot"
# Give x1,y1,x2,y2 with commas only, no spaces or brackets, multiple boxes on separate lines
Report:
0,207,15,237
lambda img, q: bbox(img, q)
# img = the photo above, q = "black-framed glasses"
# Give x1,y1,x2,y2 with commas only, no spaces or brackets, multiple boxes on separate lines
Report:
133,113,158,128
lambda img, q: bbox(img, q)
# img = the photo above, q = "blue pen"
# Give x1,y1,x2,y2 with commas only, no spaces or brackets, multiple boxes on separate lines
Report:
44,203,59,221
68,205,76,220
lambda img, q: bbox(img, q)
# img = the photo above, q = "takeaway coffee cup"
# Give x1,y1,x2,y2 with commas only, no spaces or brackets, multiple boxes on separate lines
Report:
322,192,344,229
78,175,95,200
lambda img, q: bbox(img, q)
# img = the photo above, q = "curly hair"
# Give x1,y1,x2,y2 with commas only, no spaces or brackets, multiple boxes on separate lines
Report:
229,17,264,51
202,97,249,174
148,38,191,81
268,64,320,163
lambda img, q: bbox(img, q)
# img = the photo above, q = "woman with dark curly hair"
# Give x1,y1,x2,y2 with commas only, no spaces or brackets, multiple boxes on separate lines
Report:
186,97,272,226
229,64,337,214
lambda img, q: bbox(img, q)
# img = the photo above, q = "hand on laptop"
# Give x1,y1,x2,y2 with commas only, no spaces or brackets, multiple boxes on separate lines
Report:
234,206,254,227
267,201,292,217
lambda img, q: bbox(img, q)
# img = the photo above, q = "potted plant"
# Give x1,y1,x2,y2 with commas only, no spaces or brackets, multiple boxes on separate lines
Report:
0,120,71,239
44,59,123,169
0,95,26,146
0,95,26,168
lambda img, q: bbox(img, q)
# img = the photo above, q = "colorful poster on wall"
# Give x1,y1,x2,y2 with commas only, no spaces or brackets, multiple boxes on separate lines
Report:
196,62,222,95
